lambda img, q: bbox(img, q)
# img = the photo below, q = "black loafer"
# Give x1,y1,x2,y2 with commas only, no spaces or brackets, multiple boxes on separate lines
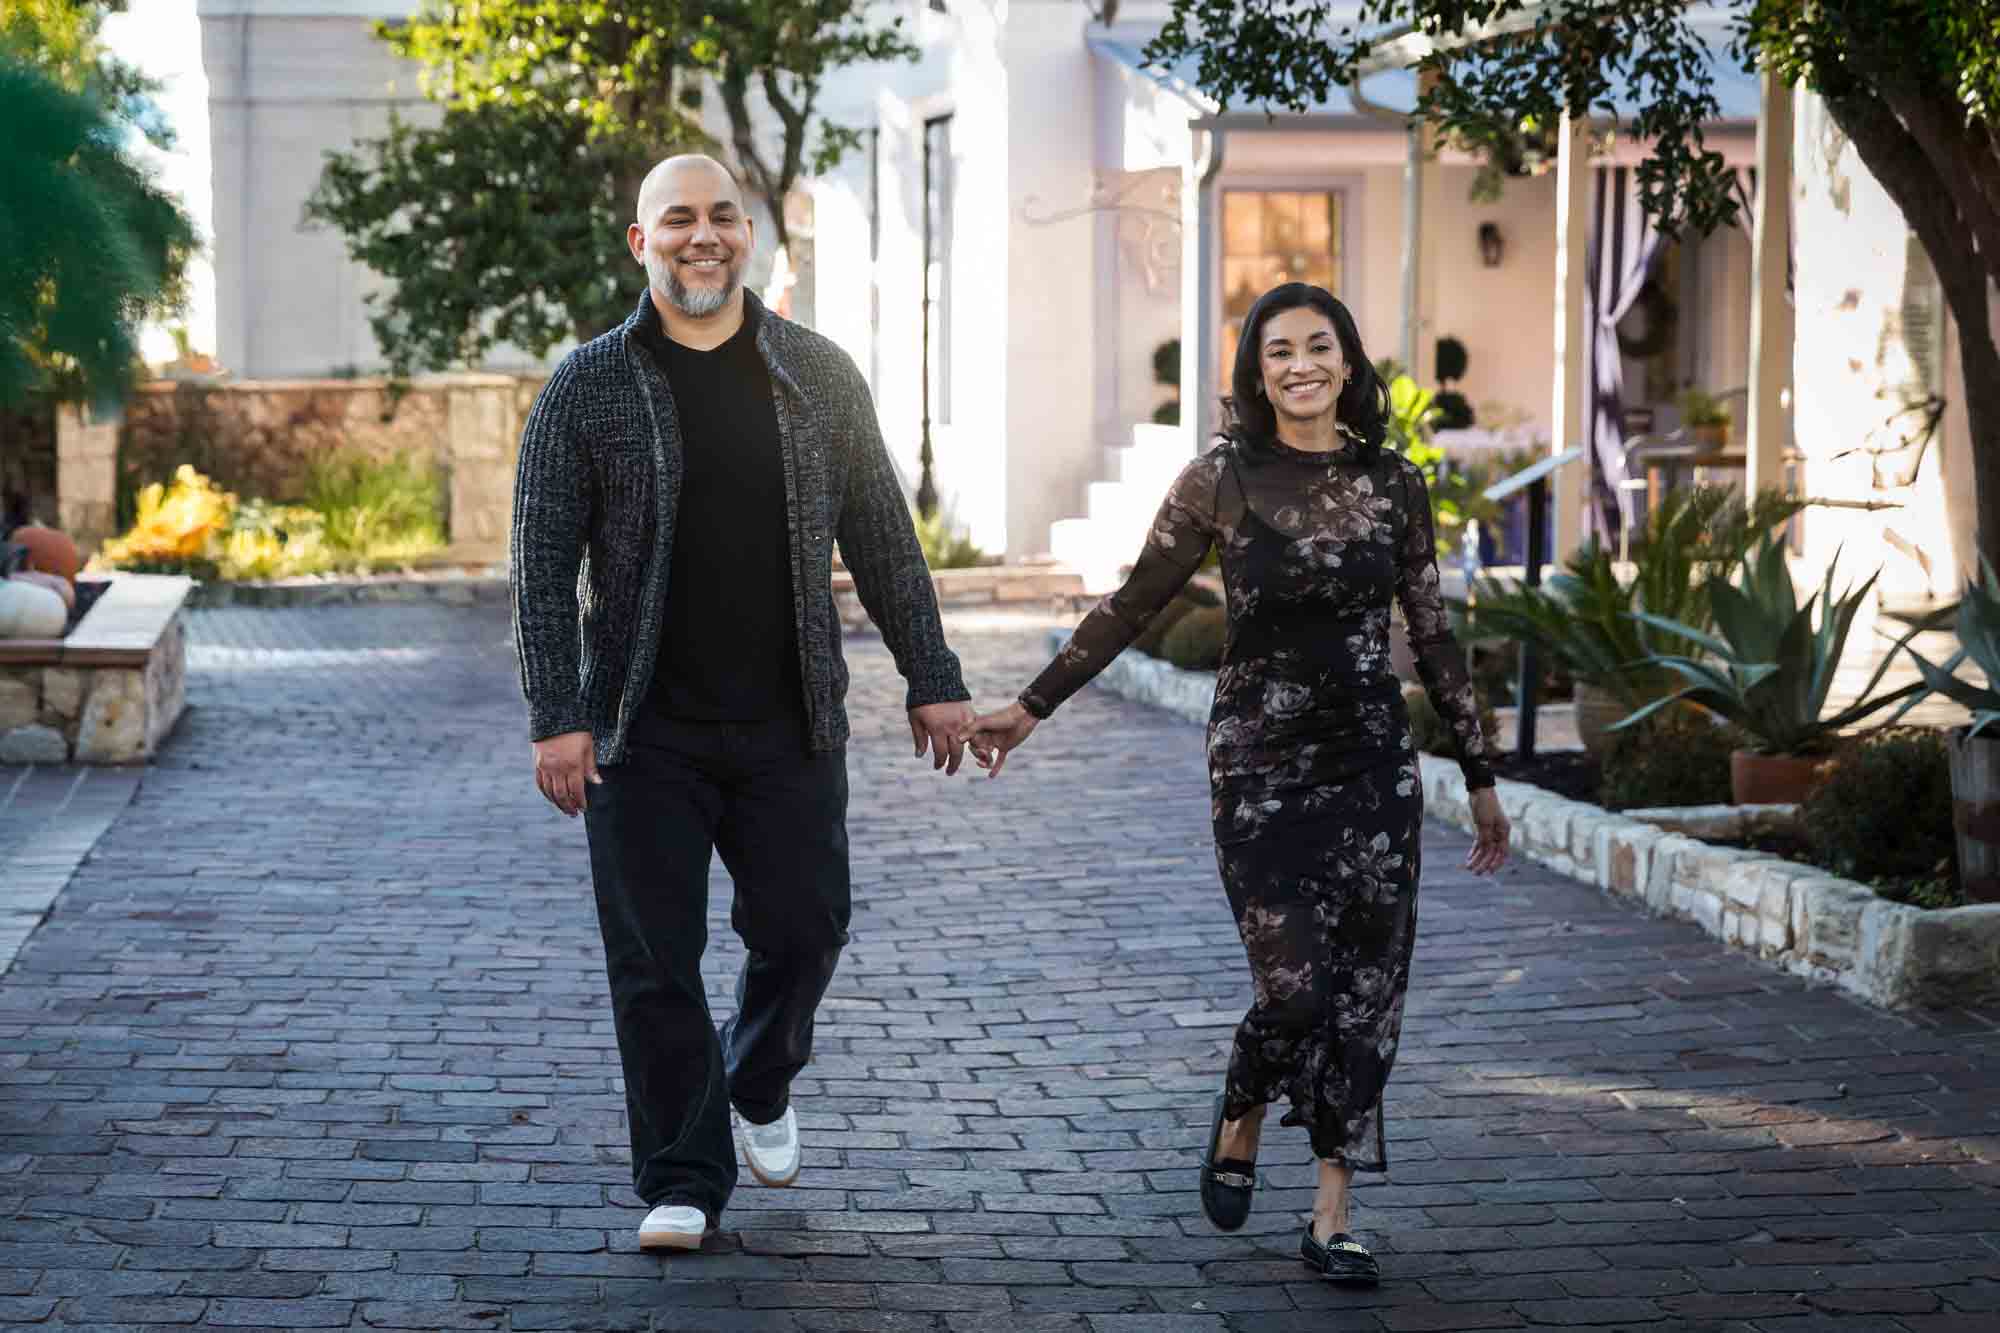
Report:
1301,1225,1380,1285
1198,1094,1257,1231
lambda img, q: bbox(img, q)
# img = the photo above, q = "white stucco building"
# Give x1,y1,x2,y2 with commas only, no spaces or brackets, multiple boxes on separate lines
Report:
193,0,1975,602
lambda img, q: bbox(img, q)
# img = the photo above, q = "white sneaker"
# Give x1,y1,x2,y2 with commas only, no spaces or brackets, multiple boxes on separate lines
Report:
733,1106,801,1187
637,1203,709,1251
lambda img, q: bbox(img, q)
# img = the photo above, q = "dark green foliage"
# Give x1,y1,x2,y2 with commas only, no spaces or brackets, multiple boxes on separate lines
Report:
1153,339,1181,387
1624,537,1929,756
0,4,197,408
1434,335,1468,383
1462,486,1808,708
1596,705,1741,811
1152,400,1181,426
306,105,643,379
1802,728,1956,886
1161,605,1227,672
1906,558,1999,736
1433,390,1475,429
1135,591,1213,658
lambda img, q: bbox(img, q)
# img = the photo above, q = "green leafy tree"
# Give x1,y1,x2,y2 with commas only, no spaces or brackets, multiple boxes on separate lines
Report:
306,0,914,377
702,1,919,258
1148,1,2000,570
0,1,197,407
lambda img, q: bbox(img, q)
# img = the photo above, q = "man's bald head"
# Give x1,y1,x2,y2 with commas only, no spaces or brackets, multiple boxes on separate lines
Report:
635,155,744,224
627,153,754,322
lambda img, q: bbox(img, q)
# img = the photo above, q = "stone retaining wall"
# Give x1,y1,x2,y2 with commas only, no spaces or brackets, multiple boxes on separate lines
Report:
58,375,544,562
1054,628,2000,1011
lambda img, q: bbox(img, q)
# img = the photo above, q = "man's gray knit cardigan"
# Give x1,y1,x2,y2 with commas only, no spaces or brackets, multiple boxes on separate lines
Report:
511,290,969,766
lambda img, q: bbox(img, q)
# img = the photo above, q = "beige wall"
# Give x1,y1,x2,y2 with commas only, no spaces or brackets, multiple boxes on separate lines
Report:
1791,91,1967,604
200,4,436,379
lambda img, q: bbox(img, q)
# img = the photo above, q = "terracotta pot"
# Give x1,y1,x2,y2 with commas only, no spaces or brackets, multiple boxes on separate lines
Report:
1949,728,2000,905
1690,423,1728,455
10,523,80,585
1730,749,1829,806
1572,682,1627,758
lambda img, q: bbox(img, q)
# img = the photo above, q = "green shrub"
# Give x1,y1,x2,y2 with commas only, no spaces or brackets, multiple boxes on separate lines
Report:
1161,605,1227,671
1135,584,1223,658
1597,705,1742,810
302,449,446,560
1135,595,1198,658
913,508,984,570
1402,685,1499,755
1802,728,1955,887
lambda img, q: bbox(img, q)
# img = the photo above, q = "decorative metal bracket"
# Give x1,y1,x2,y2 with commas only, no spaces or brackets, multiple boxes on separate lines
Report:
1019,167,1182,294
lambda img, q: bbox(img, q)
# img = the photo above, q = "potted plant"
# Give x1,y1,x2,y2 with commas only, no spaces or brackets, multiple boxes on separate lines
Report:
1459,487,1807,756
1434,335,1476,430
1619,538,1929,804
1904,560,1999,903
1678,387,1731,454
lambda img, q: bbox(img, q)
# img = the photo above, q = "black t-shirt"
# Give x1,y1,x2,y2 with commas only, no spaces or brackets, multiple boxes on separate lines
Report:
636,298,802,722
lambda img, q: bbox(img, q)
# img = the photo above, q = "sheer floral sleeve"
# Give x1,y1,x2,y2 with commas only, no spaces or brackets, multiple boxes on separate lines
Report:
1019,452,1224,718
1393,459,1496,790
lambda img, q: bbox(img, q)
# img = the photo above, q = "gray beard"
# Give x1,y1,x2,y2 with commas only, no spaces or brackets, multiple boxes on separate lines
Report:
649,251,739,317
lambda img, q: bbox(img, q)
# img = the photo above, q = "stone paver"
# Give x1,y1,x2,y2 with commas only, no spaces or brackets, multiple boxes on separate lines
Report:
0,601,1994,1331
0,765,141,974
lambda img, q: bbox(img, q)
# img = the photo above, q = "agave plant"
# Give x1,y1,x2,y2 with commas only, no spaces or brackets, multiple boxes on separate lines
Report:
1457,486,1809,708
1905,559,2000,736
1617,538,1928,756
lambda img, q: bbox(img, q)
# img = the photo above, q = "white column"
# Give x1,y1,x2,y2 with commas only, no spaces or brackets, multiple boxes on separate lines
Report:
1549,112,1592,558
1746,69,1796,500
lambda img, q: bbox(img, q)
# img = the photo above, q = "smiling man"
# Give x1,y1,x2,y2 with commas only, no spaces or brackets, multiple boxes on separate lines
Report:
510,154,975,1252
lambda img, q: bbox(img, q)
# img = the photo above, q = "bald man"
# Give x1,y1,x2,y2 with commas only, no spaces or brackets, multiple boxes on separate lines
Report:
511,155,975,1251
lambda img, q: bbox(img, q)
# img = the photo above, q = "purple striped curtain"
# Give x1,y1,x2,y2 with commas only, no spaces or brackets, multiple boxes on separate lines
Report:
1584,166,1668,544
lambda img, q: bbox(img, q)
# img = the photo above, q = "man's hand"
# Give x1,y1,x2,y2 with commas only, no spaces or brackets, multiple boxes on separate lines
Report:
533,730,600,817
910,701,975,776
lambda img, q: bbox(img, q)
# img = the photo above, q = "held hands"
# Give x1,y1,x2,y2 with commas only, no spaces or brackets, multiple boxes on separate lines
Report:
910,701,977,776
534,730,600,817
1465,786,1511,876
958,701,1039,779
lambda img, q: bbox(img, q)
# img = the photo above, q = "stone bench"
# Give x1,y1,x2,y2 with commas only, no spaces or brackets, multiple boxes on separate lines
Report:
0,573,193,764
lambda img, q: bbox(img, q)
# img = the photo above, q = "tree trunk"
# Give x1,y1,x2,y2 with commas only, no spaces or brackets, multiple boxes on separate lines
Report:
1956,311,2000,578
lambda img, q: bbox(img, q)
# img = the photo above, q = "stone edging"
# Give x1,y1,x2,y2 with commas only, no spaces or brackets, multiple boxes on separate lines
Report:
1051,629,2000,1011
187,569,511,609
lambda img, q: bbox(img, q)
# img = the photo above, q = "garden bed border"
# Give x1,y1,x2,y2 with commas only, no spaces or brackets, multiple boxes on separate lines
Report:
1053,628,2000,1011
0,573,193,764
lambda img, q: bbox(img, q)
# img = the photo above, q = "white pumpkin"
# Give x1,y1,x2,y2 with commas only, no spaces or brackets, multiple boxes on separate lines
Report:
0,576,68,639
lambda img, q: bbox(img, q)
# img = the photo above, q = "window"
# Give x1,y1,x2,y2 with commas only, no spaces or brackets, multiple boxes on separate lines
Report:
1220,189,1344,384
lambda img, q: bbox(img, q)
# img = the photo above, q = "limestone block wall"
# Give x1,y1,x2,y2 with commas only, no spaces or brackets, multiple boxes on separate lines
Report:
66,374,545,564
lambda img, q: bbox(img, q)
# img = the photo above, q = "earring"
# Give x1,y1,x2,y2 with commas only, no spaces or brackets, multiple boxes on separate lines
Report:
1340,365,1353,384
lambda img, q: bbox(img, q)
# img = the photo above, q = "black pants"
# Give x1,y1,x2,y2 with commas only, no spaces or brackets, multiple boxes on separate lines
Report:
582,712,850,1221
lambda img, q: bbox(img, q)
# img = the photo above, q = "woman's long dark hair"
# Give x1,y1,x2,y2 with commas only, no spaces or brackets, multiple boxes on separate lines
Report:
1223,283,1387,463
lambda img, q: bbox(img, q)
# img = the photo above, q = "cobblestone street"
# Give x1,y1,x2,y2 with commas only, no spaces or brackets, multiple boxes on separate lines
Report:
0,603,1995,1331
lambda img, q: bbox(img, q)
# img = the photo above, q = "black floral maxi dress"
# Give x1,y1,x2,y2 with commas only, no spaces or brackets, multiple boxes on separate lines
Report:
1018,433,1495,1170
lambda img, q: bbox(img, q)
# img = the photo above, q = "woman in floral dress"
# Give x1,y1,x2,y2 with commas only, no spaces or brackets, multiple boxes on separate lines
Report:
963,284,1510,1283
